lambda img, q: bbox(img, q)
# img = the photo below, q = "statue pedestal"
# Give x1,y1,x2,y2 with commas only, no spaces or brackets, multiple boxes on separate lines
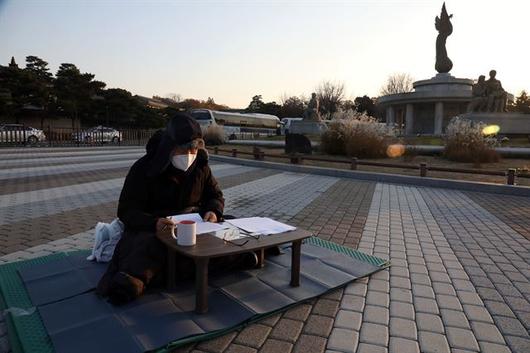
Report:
289,121,327,135
462,113,530,135
285,134,312,154
413,74,473,93
378,73,475,136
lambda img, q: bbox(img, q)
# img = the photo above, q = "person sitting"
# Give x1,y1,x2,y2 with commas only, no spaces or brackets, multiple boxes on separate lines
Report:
96,113,256,304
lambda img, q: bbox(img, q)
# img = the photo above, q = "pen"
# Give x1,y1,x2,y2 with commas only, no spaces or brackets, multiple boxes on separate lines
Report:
161,216,173,231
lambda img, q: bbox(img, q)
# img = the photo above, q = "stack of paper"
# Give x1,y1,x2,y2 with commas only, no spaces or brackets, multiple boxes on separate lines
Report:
225,217,296,235
169,214,296,237
170,213,230,235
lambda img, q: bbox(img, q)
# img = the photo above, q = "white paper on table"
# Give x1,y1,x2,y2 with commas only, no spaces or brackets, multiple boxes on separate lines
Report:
171,213,203,224
196,222,230,234
225,217,296,235
170,213,230,235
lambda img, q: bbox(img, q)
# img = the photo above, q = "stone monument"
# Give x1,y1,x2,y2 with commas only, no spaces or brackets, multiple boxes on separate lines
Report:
290,92,327,136
435,3,453,74
485,70,508,112
468,70,508,113
377,3,529,137
303,93,322,122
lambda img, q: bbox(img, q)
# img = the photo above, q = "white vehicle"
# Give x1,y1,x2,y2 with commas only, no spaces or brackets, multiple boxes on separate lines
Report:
190,109,280,139
0,124,46,144
71,126,123,143
280,117,303,135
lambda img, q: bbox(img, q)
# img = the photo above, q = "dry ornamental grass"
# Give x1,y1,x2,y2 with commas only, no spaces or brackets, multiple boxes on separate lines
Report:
202,125,225,146
321,112,394,159
443,116,500,164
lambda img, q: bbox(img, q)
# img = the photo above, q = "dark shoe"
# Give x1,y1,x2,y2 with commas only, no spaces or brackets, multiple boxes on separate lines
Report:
107,271,145,305
265,246,282,256
242,252,259,269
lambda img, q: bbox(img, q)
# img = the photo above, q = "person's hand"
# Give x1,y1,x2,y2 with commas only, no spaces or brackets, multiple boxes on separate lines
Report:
156,217,176,235
203,211,218,223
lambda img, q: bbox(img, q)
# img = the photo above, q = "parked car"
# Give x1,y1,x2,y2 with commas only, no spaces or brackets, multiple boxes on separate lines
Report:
72,126,122,143
280,117,303,135
0,124,46,144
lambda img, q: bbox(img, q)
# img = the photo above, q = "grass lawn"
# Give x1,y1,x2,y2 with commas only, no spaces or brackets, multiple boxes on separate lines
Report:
211,144,530,187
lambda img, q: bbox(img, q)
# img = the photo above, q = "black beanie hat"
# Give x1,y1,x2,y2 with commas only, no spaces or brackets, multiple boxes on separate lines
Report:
147,112,203,176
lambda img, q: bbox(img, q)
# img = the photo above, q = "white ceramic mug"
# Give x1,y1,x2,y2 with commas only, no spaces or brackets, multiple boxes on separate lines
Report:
177,220,196,246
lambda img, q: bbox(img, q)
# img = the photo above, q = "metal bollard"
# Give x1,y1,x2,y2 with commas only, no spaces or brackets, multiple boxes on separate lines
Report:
253,147,261,160
214,146,218,155
351,157,358,170
232,149,237,157
420,163,427,177
506,168,516,185
259,152,265,161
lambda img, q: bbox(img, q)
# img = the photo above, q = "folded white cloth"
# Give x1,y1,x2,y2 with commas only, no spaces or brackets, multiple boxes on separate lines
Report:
86,218,124,262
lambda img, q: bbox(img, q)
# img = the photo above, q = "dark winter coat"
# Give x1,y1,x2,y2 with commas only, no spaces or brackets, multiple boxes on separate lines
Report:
117,148,224,232
96,113,224,304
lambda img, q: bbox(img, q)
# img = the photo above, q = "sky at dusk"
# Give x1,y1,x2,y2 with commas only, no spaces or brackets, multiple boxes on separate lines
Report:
1,0,529,108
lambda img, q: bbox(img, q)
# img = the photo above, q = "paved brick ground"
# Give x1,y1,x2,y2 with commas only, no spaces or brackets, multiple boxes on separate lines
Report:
1,146,530,353
465,191,530,242
0,167,129,195
421,188,530,352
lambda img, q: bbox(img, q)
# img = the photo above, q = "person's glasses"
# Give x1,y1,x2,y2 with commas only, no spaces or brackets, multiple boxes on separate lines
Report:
222,229,260,247
223,235,249,247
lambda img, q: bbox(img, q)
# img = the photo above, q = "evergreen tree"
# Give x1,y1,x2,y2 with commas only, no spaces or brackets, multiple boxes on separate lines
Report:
54,63,105,127
279,96,305,118
354,95,378,117
513,91,530,114
246,95,264,112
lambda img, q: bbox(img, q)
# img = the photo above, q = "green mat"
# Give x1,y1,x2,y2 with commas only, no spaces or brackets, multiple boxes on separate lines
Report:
0,238,389,353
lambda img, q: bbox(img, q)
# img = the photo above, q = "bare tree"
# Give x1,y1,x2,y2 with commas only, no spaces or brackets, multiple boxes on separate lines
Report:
165,93,182,103
316,80,345,118
379,73,414,95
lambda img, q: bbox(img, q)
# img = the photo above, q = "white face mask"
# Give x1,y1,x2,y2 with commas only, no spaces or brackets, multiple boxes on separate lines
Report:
171,153,196,171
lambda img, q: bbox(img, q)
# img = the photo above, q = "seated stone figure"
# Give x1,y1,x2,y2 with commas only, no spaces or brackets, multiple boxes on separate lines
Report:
486,70,508,112
467,75,488,113
303,93,321,122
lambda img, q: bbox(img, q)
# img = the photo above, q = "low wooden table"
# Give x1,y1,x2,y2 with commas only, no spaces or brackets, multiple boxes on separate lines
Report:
156,228,312,313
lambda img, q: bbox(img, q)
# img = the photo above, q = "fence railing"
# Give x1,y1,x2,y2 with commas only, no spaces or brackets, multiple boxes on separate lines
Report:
0,125,158,147
210,146,529,186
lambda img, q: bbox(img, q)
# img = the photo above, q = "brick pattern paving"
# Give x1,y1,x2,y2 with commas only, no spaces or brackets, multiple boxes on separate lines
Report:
171,179,376,353
1,147,530,353
289,179,375,249
0,167,129,195
353,184,512,353
0,179,123,225
0,158,137,181
216,169,280,190
0,151,144,169
0,167,279,256
421,188,530,353
0,148,145,168
0,201,118,255
224,173,339,222
465,191,530,241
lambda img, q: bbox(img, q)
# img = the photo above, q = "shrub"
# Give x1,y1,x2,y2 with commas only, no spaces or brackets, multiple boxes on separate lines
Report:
443,116,500,163
202,125,225,146
321,112,394,158
320,121,347,155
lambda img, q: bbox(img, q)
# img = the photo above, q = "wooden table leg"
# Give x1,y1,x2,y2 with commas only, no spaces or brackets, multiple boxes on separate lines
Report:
257,249,265,268
290,240,302,287
167,248,176,290
195,258,210,314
